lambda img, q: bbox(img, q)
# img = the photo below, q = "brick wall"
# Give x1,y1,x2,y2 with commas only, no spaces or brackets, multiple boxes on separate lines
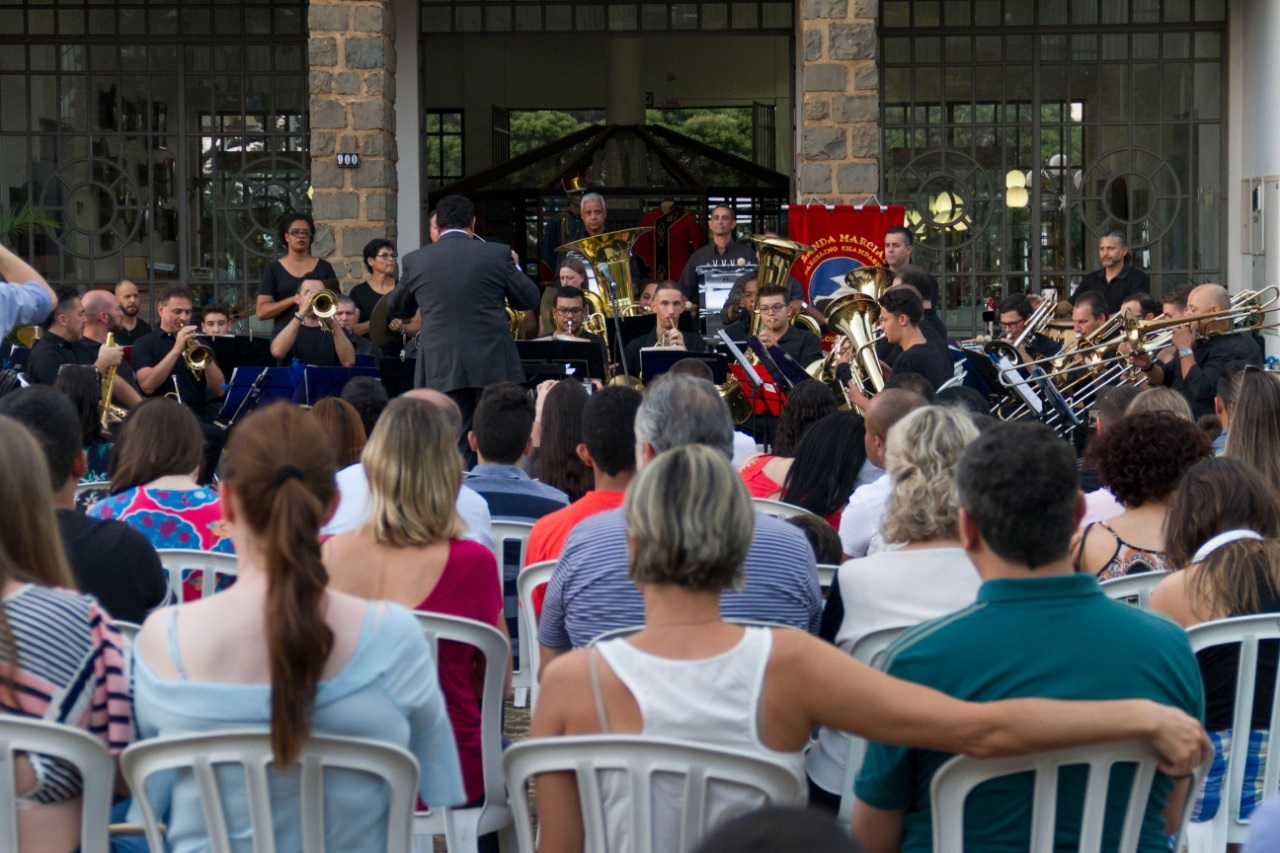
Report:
799,0,879,203
308,0,398,284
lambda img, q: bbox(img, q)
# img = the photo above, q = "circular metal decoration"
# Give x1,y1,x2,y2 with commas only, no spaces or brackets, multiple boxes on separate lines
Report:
1075,148,1181,247
222,154,313,258
39,158,144,259
889,149,995,251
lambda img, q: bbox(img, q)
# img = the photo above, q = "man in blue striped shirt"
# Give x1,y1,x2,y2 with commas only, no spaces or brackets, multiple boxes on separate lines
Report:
537,373,821,666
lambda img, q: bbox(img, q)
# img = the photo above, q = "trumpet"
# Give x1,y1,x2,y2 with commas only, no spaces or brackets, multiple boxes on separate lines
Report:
656,317,683,348
183,336,212,377
311,289,338,331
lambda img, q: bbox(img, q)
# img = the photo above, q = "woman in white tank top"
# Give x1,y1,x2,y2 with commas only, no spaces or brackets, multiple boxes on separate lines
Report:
530,443,1210,852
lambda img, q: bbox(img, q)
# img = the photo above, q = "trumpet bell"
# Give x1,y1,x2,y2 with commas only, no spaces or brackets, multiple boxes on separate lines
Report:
184,338,212,374
311,289,338,319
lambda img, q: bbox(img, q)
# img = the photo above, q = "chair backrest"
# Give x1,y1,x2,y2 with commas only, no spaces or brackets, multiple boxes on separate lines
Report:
154,549,238,603
929,737,1207,853
0,717,114,853
490,520,536,673
816,563,838,591
503,735,806,853
1186,613,1280,846
489,520,535,575
751,497,821,521
589,619,793,647
113,619,141,644
516,560,556,711
1099,571,1170,609
834,625,906,822
121,730,420,853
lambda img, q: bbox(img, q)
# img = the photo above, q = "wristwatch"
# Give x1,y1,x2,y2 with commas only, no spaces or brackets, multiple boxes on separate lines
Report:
1177,347,1194,359
294,312,305,322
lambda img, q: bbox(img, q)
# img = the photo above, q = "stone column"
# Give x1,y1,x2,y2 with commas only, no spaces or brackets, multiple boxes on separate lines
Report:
799,0,878,204
308,0,398,284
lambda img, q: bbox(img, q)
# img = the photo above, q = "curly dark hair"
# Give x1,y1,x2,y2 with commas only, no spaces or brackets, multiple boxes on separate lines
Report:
1094,411,1212,508
773,380,837,456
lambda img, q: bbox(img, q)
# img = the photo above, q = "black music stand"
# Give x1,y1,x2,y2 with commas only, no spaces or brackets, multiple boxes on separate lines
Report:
516,339,607,383
300,364,382,407
217,365,303,428
639,349,729,385
210,335,275,374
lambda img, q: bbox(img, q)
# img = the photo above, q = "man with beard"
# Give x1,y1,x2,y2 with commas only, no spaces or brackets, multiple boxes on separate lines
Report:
114,279,151,344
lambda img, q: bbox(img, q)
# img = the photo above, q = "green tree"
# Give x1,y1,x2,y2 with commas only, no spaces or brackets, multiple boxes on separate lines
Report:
509,111,592,158
646,108,752,160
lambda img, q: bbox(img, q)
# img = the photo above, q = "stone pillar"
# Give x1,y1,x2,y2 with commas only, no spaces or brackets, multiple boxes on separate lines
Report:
799,0,878,204
308,0,398,284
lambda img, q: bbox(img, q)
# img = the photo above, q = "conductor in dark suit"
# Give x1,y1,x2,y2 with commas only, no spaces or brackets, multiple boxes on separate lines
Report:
388,194,541,465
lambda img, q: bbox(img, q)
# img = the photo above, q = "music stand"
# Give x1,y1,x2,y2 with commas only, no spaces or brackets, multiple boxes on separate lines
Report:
516,339,606,383
210,335,274,374
747,338,809,390
217,365,303,428
300,365,381,407
639,349,729,385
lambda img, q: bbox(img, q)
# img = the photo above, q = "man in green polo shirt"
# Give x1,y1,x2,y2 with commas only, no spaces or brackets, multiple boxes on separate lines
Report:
852,421,1203,852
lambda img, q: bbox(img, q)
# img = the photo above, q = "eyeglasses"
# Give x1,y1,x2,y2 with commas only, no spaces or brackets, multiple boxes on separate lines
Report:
758,304,788,314
555,307,585,316
375,252,397,260
287,230,314,238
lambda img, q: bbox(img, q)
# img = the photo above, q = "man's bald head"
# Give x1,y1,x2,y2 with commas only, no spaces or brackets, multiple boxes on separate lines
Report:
866,388,929,439
404,388,463,437
82,290,117,316
1189,283,1230,313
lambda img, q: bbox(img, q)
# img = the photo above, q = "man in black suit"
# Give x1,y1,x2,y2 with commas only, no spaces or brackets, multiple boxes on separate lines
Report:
388,194,541,465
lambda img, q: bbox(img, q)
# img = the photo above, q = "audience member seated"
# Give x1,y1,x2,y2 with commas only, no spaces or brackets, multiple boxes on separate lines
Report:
52,365,113,509
881,371,936,402
737,380,838,499
131,403,465,850
1128,385,1194,420
851,422,1206,852
0,387,166,623
309,396,367,470
779,410,868,528
324,397,507,809
786,514,844,565
0,413,130,853
1225,366,1280,498
666,357,757,465
1078,384,1142,521
87,398,233,555
465,382,569,520
933,384,990,418
530,442,1212,853
340,375,389,438
1211,360,1247,455
1151,457,1280,831
1075,411,1210,579
322,389,494,551
810,406,982,810
838,389,929,560
540,374,823,655
525,386,643,612
524,379,591,502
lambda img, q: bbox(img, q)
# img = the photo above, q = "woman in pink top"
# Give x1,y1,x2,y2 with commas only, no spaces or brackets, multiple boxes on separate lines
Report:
324,396,510,806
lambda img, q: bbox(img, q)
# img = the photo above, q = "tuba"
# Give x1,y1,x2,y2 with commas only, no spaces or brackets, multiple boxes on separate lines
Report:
815,292,886,398
844,264,894,299
747,234,813,295
557,228,652,325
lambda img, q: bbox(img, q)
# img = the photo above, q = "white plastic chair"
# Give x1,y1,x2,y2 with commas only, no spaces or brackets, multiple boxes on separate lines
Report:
113,619,141,644
154,548,238,603
588,619,794,647
0,717,115,853
1100,571,1170,609
516,559,556,711
751,497,821,521
816,563,838,592
503,735,807,853
834,625,905,822
490,520,535,707
1185,613,1280,852
412,612,515,853
120,730,419,853
930,737,1208,852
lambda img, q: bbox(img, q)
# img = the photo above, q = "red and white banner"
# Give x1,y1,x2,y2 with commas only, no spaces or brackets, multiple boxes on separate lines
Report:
785,204,906,302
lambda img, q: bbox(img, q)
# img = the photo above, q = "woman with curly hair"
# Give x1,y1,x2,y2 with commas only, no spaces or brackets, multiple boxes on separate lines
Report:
1074,410,1212,579
807,405,981,811
737,379,837,499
